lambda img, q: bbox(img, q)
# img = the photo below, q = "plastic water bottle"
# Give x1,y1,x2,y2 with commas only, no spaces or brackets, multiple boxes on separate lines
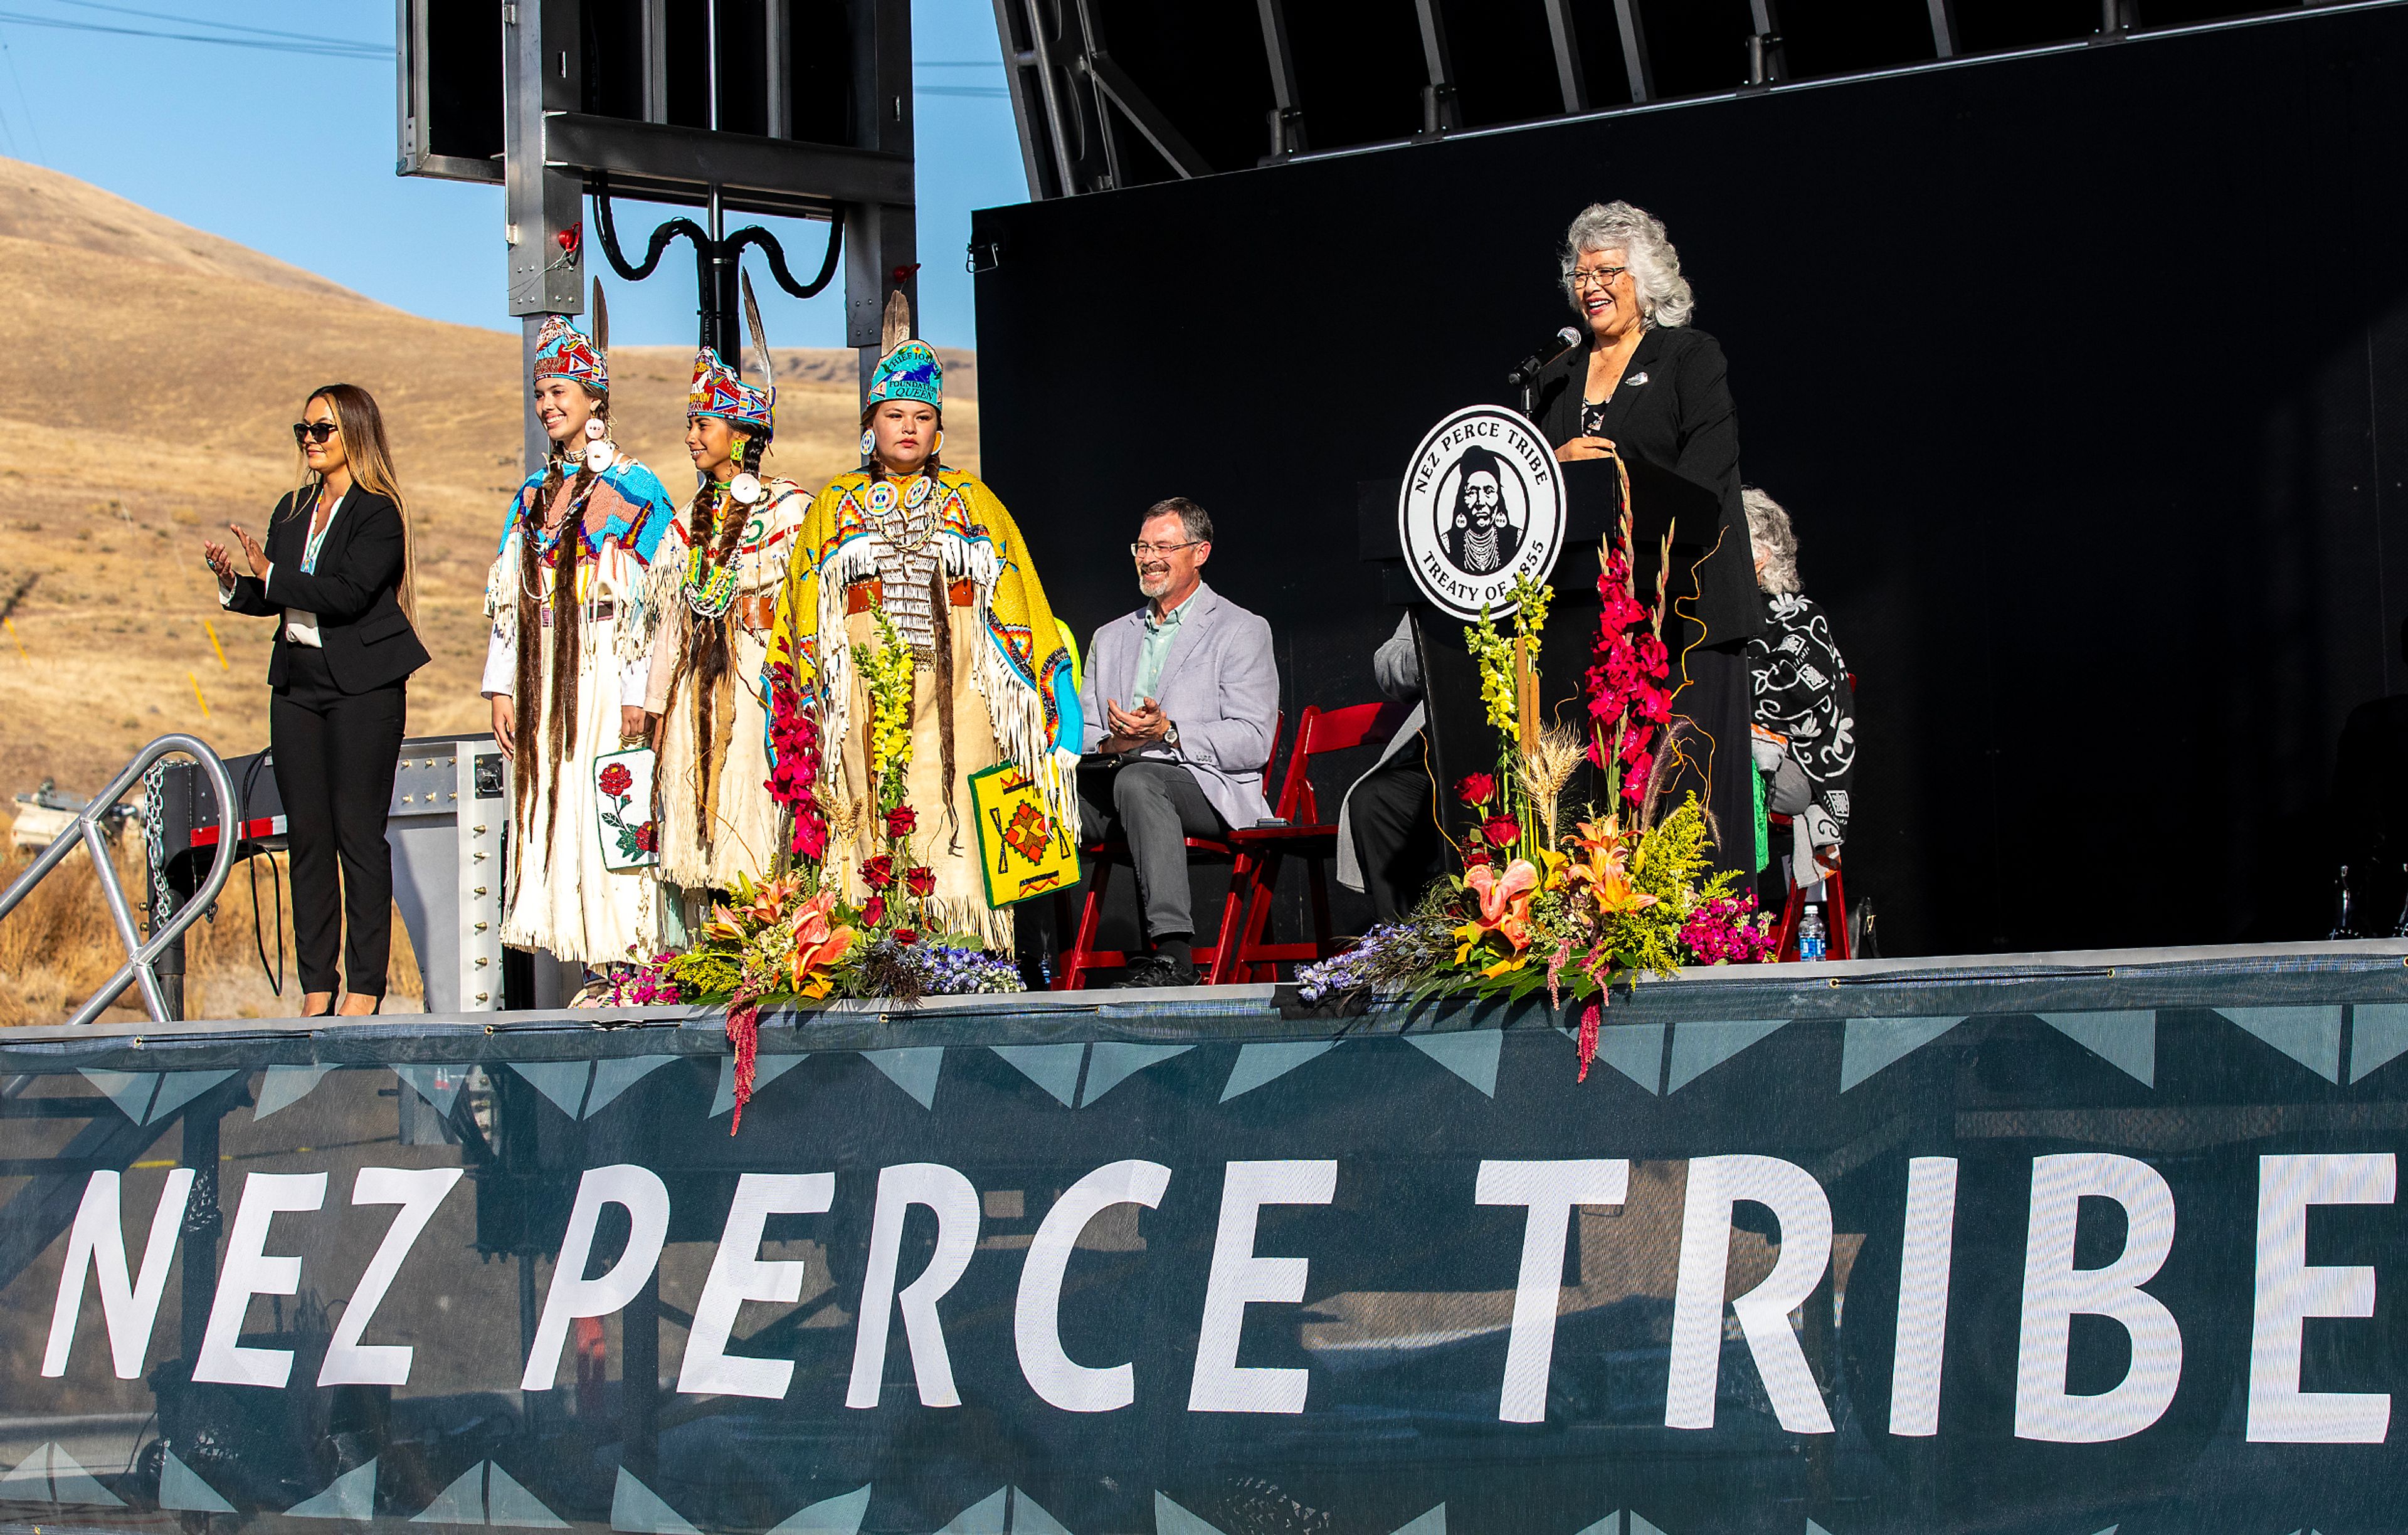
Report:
1798,904,1827,962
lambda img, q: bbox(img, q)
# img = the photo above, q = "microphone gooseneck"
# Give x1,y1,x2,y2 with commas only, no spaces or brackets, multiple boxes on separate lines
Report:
1507,326,1585,389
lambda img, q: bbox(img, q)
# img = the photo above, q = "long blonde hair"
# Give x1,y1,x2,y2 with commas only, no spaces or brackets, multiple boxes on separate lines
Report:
292,382,416,623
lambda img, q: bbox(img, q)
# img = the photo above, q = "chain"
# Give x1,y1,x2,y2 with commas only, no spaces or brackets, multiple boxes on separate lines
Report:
141,759,171,937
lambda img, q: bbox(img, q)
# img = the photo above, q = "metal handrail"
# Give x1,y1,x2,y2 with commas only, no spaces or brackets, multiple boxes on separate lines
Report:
0,734,237,1026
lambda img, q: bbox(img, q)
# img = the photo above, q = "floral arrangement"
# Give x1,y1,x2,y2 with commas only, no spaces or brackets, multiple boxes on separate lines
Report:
1295,465,1775,1077
762,660,826,861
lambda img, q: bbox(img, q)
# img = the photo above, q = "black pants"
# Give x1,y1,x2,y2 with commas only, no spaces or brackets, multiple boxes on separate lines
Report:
1346,734,1444,923
272,646,407,997
1665,638,1756,884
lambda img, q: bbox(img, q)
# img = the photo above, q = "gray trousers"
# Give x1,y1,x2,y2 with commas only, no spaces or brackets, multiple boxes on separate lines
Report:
1081,760,1227,940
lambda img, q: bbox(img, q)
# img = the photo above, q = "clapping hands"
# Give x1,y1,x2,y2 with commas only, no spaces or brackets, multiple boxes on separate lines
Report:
200,524,268,586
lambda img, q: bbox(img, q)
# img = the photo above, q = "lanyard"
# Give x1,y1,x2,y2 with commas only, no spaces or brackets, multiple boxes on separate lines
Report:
301,490,344,574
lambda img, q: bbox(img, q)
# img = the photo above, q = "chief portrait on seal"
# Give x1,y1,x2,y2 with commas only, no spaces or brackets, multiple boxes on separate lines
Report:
1443,445,1521,577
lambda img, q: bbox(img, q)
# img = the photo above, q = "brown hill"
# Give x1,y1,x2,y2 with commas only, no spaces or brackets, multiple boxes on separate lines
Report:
0,157,976,800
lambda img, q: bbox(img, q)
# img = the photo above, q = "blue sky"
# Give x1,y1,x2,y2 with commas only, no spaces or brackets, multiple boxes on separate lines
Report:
0,0,1026,347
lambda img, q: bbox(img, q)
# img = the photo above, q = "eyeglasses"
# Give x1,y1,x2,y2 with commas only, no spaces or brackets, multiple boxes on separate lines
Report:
292,421,340,445
1570,265,1627,290
1131,541,1201,559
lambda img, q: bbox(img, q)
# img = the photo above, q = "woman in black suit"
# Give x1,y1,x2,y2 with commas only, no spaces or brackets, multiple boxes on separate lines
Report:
1531,200,1760,877
202,384,430,1016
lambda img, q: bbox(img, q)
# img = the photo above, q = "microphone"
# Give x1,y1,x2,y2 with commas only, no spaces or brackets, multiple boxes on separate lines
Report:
1507,326,1583,389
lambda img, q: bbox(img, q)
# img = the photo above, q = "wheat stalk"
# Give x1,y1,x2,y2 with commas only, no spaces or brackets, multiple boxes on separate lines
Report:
1518,722,1587,847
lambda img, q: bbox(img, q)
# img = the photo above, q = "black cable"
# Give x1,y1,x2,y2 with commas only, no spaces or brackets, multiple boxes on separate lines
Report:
592,174,708,282
238,752,283,999
730,211,844,299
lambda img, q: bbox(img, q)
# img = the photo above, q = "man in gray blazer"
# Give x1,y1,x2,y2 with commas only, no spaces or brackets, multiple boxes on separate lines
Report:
1078,497,1279,986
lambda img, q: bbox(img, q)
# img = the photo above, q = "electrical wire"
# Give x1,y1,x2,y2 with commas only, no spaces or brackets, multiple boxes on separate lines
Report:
0,8,387,58
51,0,379,48
0,24,43,164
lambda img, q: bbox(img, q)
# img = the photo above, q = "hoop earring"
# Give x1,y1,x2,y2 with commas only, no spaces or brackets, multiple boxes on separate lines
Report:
932,430,944,455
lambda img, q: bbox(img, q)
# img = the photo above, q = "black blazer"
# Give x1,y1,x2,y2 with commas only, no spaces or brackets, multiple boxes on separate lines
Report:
1533,324,1761,646
222,485,431,694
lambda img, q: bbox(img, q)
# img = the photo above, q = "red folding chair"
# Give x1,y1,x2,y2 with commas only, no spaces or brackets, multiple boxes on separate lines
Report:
1213,701,1403,984
1048,712,1284,991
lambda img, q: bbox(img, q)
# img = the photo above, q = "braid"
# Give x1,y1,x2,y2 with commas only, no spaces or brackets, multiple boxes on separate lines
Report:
510,467,557,849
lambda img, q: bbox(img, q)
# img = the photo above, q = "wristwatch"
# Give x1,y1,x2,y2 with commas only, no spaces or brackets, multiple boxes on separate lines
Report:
1163,720,1180,751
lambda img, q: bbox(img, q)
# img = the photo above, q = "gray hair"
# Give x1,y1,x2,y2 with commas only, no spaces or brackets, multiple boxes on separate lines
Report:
1560,201,1694,329
1143,495,1213,544
1743,487,1799,595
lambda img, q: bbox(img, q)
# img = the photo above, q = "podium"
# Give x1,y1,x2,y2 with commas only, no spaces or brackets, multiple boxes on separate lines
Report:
1359,451,1729,844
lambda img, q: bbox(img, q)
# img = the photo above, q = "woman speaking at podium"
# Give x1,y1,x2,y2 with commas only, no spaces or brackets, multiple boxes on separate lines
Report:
202,384,429,1016
1534,201,1760,874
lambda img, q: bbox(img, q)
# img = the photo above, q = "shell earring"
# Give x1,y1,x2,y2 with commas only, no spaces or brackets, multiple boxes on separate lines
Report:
932,430,944,455
860,428,875,457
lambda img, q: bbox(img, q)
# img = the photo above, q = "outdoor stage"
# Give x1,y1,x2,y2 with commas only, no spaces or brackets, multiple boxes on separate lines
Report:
2,942,2405,1533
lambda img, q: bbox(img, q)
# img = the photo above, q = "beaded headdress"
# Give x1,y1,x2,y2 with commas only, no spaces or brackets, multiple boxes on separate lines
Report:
532,281,610,394
865,293,941,409
687,275,777,438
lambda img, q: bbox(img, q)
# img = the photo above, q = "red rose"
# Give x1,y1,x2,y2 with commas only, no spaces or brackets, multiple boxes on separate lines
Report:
862,854,895,889
894,929,919,945
885,806,918,838
905,865,935,898
1462,843,1492,867
598,762,633,799
863,894,887,927
1481,815,1521,849
1457,773,1496,807
633,821,657,853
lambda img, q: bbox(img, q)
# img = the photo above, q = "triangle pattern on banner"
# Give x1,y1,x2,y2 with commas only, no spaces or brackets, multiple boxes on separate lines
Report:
485,1462,568,1528
0,1442,54,1502
1570,1514,1621,1535
584,1055,680,1117
1666,1020,1788,1094
393,1065,467,1117
862,1047,944,1109
2217,1008,2344,1084
1390,1506,1445,1535
79,1069,157,1123
714,1053,808,1116
44,1445,123,1508
2037,1011,2155,1086
1407,1031,1502,1097
1840,1017,1966,1092
2091,1527,2120,1534
1628,1513,1670,1535
411,1462,486,1524
933,1486,1009,1534
1220,1040,1341,1102
1807,1521,1835,1535
508,1062,593,1119
1012,1487,1074,1534
1153,1492,1230,1535
147,1069,238,1123
766,1482,872,1535
288,1459,378,1520
992,1044,1087,1108
2350,1004,2408,1083
609,1467,699,1535
159,1449,235,1514
1560,1018,1663,1095
256,1063,337,1120
1080,1042,1194,1106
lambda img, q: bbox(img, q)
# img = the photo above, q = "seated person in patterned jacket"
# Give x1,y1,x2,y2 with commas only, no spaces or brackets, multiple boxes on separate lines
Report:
1743,488,1855,893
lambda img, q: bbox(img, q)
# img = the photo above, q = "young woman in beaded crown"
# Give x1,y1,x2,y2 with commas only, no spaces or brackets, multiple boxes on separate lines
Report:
480,283,685,966
766,297,1082,951
644,277,811,909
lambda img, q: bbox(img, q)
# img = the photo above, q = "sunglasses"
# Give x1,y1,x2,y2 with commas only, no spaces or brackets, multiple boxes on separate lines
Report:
292,421,340,445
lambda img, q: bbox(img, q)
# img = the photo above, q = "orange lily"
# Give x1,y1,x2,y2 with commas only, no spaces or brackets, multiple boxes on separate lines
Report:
786,890,856,1000
1568,817,1655,916
1454,858,1541,970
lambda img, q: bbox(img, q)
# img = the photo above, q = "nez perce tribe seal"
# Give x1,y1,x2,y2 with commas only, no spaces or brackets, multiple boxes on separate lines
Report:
1397,405,1566,620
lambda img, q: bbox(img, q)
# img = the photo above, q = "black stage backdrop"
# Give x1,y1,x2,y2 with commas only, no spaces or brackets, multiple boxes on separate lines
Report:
972,1,2408,957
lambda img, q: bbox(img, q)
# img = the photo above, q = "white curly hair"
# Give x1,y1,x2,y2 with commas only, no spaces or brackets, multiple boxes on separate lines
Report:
1743,487,1799,595
1560,201,1694,330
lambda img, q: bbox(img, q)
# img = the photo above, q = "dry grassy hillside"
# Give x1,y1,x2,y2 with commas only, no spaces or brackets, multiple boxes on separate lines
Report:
0,156,976,800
